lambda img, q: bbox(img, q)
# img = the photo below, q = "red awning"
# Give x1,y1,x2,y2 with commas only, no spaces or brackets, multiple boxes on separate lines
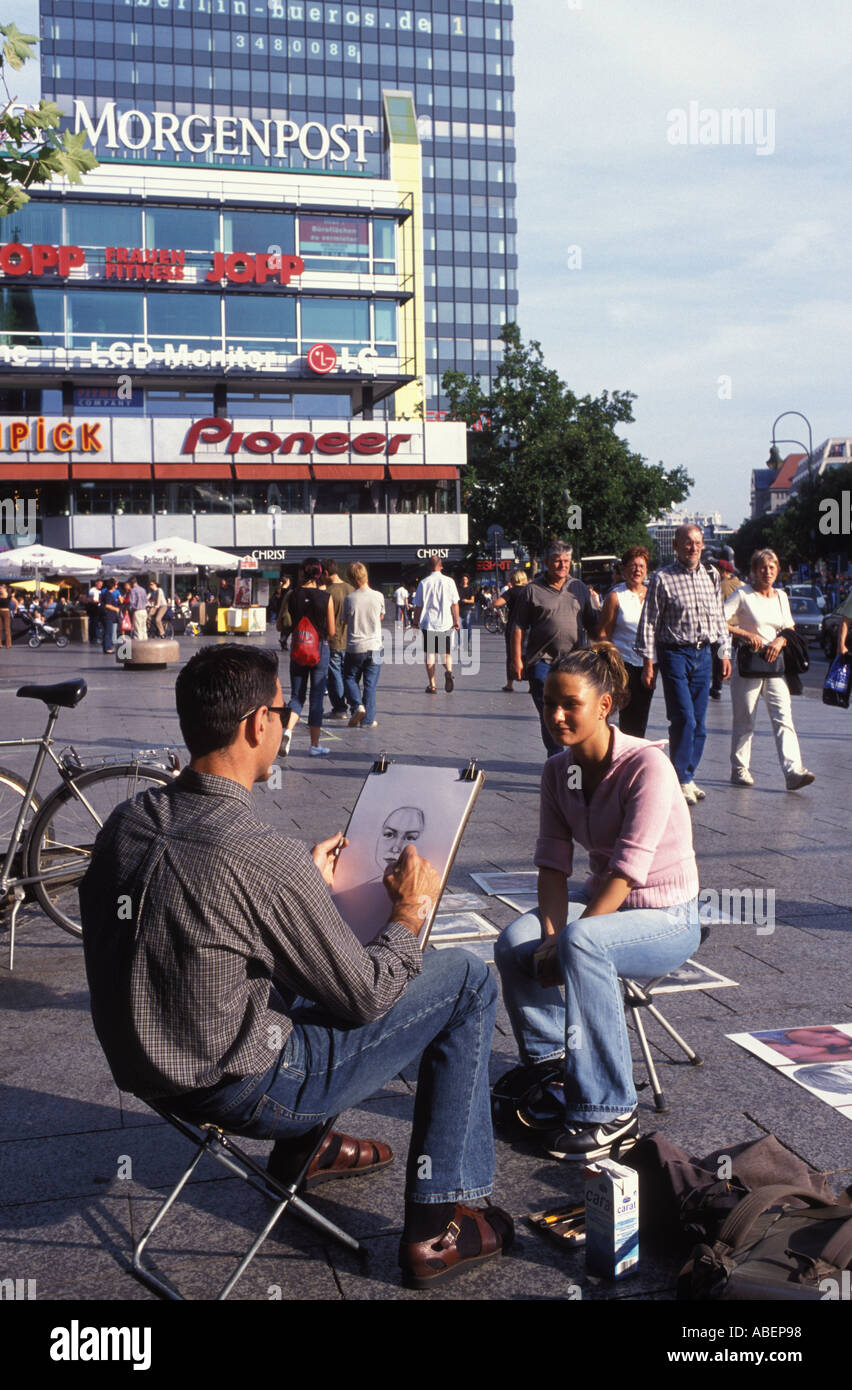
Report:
311,465,386,480
154,464,232,479
388,466,458,480
234,465,311,480
71,463,151,479
0,464,68,480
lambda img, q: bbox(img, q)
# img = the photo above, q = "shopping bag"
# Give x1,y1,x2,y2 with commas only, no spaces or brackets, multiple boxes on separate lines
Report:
822,654,851,708
120,611,133,634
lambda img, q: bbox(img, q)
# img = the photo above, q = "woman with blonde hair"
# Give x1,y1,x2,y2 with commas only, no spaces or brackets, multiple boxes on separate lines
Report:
342,560,385,728
494,568,529,692
494,642,700,1162
724,549,814,790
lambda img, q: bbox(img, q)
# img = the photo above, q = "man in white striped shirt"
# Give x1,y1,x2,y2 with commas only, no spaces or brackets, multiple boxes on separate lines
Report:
635,525,731,804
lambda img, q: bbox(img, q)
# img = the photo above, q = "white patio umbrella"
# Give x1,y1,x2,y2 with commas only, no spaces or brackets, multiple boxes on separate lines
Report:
98,536,239,603
0,543,100,597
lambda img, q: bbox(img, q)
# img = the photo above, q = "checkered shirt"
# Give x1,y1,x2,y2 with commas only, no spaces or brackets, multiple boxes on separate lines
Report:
635,561,731,659
80,769,421,1099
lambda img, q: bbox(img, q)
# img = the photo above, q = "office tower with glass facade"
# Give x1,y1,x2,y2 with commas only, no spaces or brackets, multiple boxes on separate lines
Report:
38,0,518,413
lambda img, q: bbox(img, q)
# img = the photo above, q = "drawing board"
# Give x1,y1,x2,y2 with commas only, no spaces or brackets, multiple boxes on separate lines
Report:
728,1023,852,1122
332,761,484,946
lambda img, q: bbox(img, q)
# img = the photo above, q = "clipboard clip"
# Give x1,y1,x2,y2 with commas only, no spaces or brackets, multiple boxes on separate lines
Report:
372,752,392,774
460,758,479,782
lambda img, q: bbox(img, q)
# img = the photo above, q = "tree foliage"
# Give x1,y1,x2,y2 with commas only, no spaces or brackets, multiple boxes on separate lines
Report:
442,324,692,562
0,24,97,218
732,462,852,571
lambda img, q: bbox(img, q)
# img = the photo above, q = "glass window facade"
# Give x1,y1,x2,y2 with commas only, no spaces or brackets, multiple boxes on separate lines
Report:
39,0,517,412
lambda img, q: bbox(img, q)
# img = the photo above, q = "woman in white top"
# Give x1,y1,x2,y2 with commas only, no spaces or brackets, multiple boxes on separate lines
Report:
724,548,814,790
597,546,657,737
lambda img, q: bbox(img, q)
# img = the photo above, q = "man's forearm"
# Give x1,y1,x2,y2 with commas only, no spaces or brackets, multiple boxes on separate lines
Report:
512,626,524,670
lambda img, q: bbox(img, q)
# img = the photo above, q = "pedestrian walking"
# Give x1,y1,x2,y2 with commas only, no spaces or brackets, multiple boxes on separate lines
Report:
101,578,122,654
510,541,600,754
0,583,12,650
275,575,293,650
457,573,477,635
148,579,168,637
279,558,335,758
394,581,410,626
493,569,528,692
635,524,731,804
412,556,460,693
321,559,353,721
724,548,814,791
86,578,104,645
342,561,385,728
709,560,742,699
127,576,149,640
597,546,657,737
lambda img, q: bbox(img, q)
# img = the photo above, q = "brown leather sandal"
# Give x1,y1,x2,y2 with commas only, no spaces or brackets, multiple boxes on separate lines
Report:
399,1203,514,1289
302,1130,394,1189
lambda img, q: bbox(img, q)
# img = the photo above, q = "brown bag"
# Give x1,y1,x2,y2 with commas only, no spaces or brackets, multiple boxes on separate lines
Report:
628,1131,834,1251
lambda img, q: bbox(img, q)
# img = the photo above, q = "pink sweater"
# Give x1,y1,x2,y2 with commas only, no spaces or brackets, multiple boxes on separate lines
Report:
535,727,699,909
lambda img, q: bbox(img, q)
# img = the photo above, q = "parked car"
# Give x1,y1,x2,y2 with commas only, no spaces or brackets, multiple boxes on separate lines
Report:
789,596,823,645
787,583,826,611
821,603,847,660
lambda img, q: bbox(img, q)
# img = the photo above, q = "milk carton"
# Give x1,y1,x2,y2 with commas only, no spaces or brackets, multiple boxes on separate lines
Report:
584,1158,639,1280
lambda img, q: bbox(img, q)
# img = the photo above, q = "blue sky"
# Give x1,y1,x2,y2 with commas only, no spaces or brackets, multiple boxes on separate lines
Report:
514,0,852,526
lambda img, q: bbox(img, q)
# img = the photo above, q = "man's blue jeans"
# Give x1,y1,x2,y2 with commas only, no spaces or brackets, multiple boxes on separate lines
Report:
327,649,347,713
288,642,330,727
343,649,381,724
493,890,700,1121
102,615,117,652
657,644,712,783
527,659,561,756
172,948,497,1205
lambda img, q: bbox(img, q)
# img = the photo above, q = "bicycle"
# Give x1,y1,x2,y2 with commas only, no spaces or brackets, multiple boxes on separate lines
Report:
483,606,507,635
0,677,179,967
147,612,175,639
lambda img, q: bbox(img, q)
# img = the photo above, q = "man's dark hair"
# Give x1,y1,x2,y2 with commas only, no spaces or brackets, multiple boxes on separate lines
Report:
321,558,338,578
175,644,279,758
301,557,323,583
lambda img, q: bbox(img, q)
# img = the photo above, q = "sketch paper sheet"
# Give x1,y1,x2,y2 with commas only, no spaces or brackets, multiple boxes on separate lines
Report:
429,912,498,941
728,1023,852,1121
470,871,538,896
651,960,739,993
332,763,483,945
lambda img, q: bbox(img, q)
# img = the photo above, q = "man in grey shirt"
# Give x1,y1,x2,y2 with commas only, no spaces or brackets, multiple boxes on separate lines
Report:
127,576,149,640
80,645,511,1289
511,541,600,754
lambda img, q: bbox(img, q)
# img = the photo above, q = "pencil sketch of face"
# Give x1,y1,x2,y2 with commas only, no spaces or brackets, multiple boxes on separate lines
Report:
375,806,425,873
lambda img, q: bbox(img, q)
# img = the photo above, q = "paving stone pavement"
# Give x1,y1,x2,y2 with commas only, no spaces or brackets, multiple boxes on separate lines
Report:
1,628,850,1312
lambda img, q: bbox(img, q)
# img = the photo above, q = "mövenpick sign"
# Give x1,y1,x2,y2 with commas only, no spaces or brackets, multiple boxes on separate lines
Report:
72,99,375,165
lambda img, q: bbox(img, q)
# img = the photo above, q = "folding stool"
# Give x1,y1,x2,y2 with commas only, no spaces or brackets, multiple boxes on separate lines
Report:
132,1107,362,1300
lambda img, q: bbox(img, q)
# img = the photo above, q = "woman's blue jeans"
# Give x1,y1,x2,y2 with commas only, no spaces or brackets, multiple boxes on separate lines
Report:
343,649,382,723
493,888,700,1121
172,948,497,1205
102,615,117,652
288,641,330,726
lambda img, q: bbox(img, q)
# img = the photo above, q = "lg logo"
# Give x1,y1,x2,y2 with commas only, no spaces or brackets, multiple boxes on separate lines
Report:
307,342,338,374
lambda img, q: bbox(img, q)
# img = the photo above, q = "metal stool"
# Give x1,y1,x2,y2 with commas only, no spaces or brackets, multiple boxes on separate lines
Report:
132,1109,362,1300
621,973,704,1114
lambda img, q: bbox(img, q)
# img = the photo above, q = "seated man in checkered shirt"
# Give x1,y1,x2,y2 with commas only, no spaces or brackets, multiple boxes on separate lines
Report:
80,645,512,1290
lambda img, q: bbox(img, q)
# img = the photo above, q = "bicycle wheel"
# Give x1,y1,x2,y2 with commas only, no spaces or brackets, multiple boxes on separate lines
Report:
25,763,174,938
163,620,175,640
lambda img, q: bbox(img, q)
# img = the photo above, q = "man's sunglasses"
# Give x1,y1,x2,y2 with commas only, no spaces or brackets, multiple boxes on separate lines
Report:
238,704,287,722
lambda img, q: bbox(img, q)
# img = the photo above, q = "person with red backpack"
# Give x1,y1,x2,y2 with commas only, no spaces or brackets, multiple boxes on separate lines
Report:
280,558,335,758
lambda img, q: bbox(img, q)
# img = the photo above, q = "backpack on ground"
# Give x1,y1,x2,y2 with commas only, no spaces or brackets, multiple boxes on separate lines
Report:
291,614,321,667
678,1184,852,1300
628,1131,835,1250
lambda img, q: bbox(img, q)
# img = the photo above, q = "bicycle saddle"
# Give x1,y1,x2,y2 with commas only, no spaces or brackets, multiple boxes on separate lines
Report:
16,678,88,708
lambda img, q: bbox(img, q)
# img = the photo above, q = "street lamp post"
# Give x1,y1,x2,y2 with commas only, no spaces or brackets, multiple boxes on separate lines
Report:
769,410,814,484
769,410,816,575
